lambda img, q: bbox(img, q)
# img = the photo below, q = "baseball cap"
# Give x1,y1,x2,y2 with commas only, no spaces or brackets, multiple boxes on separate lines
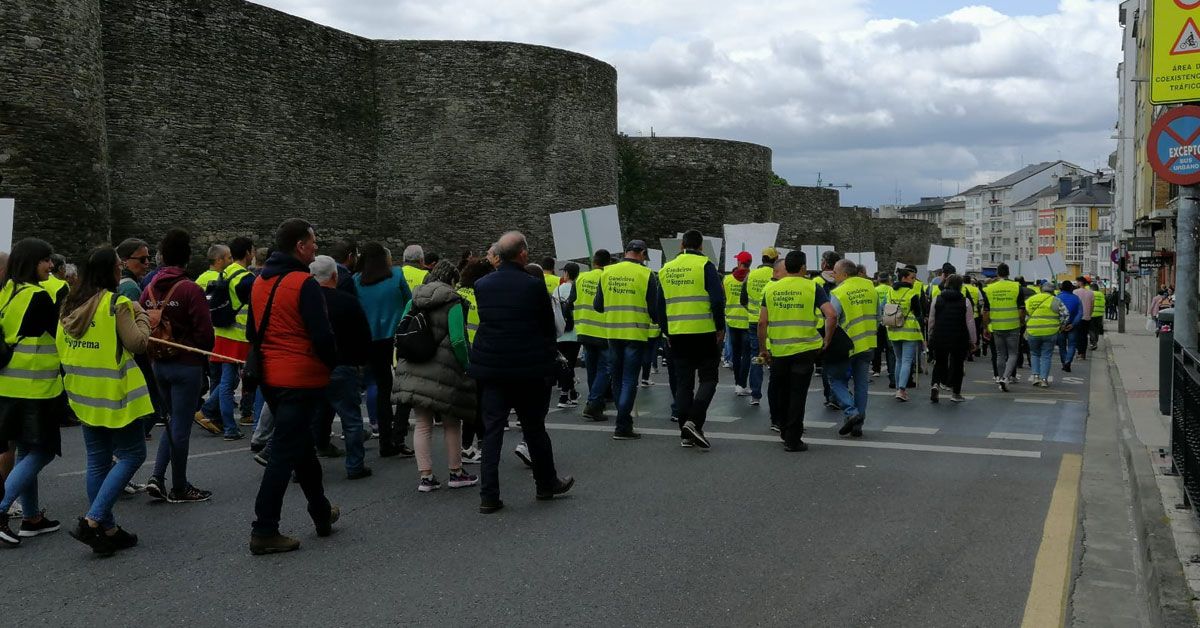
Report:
735,251,753,264
626,239,647,252
761,246,779,260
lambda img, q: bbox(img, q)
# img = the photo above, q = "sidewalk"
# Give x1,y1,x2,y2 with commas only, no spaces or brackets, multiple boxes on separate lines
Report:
1101,313,1200,624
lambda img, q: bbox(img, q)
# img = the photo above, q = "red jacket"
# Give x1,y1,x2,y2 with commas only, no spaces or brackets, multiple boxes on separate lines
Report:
248,256,335,389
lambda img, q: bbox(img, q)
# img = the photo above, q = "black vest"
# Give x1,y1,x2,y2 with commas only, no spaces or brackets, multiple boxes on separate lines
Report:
930,290,969,350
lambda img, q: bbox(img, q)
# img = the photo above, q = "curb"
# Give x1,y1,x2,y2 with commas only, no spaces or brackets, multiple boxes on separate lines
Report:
1106,346,1198,626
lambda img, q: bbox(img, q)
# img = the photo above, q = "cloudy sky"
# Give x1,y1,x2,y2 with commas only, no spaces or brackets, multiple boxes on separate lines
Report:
253,0,1121,207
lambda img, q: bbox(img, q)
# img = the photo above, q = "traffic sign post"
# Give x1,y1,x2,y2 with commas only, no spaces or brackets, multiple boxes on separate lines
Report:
1127,236,1157,251
1153,0,1200,104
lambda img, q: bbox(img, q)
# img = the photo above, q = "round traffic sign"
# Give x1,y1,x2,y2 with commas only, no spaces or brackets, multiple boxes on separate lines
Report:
1111,248,1120,264
1148,105,1200,185
1177,0,1200,9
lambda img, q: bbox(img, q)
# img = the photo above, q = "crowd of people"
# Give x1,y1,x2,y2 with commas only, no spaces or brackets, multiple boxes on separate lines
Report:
0,221,1107,556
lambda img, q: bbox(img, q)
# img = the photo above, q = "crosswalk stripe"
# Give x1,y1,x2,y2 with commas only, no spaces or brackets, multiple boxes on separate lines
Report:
882,426,940,435
988,431,1045,442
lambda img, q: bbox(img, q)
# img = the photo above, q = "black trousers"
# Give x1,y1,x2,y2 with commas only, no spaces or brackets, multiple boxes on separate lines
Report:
367,339,408,450
557,341,581,393
768,351,818,446
871,325,894,374
252,386,331,537
314,402,336,449
479,378,558,504
931,345,968,394
1074,324,1090,359
672,353,719,437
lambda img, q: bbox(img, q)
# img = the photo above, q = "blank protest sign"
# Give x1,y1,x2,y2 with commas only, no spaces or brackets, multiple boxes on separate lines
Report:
927,244,968,272
0,199,12,253
844,252,878,276
722,223,779,271
550,205,623,261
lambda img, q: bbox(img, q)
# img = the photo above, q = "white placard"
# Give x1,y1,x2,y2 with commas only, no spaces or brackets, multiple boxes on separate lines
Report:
843,252,878,276
0,199,13,254
1003,259,1027,280
800,245,834,267
722,223,779,271
647,249,663,272
676,233,722,266
550,205,623,261
927,244,969,273
661,238,683,262
1027,253,1068,282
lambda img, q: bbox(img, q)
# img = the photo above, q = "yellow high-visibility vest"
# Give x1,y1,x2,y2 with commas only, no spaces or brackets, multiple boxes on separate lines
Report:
763,276,822,357
1024,293,1060,337
659,253,716,336
984,279,1022,332
0,283,63,399
195,269,220,290
886,285,924,342
213,262,252,343
831,276,878,355
723,274,749,330
574,268,607,340
57,291,153,428
744,266,774,326
599,260,652,342
402,265,429,291
1091,286,1106,318
456,286,479,344
40,275,68,304
964,284,983,317
543,274,559,295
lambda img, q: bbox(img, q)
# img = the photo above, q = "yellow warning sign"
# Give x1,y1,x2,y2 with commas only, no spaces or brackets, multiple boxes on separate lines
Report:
1153,0,1200,104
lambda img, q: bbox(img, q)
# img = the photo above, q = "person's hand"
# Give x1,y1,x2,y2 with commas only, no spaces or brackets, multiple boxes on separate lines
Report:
759,349,772,365
1063,324,1072,332
716,329,726,347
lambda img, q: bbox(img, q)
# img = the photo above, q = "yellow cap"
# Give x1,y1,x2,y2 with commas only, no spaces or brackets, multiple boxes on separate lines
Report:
761,247,778,260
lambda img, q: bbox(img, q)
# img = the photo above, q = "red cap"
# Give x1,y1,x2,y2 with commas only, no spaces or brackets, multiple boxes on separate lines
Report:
735,251,753,264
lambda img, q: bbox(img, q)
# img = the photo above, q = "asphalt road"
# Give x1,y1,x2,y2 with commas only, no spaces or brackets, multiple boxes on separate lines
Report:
5,350,1090,627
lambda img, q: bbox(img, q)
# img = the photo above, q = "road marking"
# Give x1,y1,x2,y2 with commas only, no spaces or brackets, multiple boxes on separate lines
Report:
1021,453,1082,627
882,426,940,435
988,431,1045,442
704,415,741,423
542,423,1041,458
56,446,247,477
1014,399,1058,405
807,421,838,429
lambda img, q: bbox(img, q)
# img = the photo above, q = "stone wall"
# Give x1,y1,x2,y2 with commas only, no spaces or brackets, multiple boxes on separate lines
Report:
375,41,617,258
100,0,378,254
0,0,111,255
0,0,617,261
618,136,772,245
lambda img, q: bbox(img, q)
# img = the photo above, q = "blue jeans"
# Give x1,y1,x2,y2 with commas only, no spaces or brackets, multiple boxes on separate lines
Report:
152,361,205,491
326,366,366,474
728,327,750,388
827,352,872,419
0,443,53,515
1028,334,1057,381
892,340,921,391
641,337,659,380
1057,329,1076,365
200,361,222,420
584,344,611,406
746,325,764,399
607,340,646,433
81,422,146,529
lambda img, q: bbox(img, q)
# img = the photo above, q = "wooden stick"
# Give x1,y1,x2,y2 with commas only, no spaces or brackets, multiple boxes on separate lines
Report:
148,337,246,364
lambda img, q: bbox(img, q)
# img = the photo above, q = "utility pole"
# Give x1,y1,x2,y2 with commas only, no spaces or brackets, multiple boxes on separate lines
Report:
1177,188,1198,351
1118,242,1126,334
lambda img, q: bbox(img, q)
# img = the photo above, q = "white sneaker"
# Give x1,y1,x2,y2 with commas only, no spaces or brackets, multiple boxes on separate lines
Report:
461,447,482,465
733,386,749,396
721,360,732,369
513,442,533,468
749,398,761,406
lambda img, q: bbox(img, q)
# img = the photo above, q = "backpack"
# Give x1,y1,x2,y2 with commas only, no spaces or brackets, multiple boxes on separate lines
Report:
881,302,906,329
205,268,249,328
147,281,183,361
0,285,31,369
394,302,438,363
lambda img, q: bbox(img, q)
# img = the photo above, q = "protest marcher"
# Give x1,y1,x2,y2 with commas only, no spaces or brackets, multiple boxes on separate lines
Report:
354,242,414,457
826,259,877,434
456,259,493,463
926,274,975,403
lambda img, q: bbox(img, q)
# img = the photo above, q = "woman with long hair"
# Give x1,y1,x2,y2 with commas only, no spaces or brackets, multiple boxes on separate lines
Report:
926,274,976,403
355,242,414,458
0,238,65,546
58,247,153,555
393,260,478,492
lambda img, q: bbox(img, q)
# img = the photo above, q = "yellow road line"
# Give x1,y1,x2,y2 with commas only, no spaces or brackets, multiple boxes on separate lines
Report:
1021,453,1083,628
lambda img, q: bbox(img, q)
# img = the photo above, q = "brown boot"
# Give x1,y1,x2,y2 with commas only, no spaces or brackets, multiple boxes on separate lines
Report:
249,533,300,556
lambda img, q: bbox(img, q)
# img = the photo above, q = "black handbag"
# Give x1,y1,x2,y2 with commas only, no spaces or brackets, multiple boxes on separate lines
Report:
395,302,438,363
240,272,289,387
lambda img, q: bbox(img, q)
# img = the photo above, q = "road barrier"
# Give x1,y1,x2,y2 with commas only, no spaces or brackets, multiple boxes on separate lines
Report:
1171,342,1200,512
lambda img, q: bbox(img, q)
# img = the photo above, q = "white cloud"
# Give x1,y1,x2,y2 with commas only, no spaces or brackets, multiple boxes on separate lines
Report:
251,0,1120,206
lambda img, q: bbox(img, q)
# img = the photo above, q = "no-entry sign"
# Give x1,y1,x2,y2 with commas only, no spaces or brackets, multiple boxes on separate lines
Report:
1148,105,1200,185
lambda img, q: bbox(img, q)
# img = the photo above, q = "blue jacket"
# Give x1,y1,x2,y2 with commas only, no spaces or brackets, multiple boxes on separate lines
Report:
354,268,412,341
1057,290,1084,328
468,261,559,380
